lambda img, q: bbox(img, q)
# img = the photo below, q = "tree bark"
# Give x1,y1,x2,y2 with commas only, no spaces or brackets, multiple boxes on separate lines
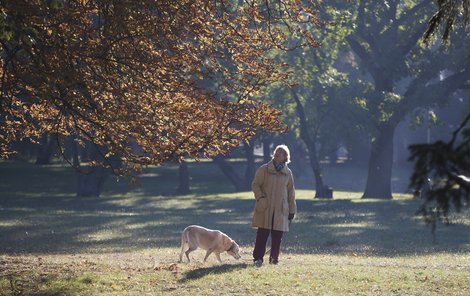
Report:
262,135,272,164
64,135,80,167
307,144,330,198
213,155,247,191
291,89,331,198
77,166,109,197
362,122,395,199
35,135,56,165
175,160,191,195
71,138,80,167
244,141,256,190
76,146,120,197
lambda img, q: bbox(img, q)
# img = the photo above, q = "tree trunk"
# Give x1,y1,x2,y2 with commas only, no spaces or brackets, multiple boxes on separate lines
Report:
64,136,80,167
362,122,395,199
244,141,256,190
35,135,56,165
307,145,328,198
262,135,272,164
76,146,120,197
71,139,80,167
77,166,109,197
213,155,247,191
175,160,191,195
291,89,331,198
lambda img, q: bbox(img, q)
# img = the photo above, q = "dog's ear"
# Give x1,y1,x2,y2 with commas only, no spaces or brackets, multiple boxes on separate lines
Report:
222,235,232,251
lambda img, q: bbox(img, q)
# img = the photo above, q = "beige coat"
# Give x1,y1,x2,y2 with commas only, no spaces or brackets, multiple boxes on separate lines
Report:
251,160,296,232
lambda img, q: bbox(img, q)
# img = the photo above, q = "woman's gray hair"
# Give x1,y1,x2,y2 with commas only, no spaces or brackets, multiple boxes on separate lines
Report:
273,144,291,164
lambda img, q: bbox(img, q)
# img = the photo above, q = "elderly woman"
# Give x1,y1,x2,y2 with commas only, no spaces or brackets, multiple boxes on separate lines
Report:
251,144,296,266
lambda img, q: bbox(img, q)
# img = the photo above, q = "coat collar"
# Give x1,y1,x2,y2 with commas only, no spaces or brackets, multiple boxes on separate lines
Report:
267,160,288,175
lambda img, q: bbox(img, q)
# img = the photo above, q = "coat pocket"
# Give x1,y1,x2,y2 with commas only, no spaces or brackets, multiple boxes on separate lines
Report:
255,197,268,212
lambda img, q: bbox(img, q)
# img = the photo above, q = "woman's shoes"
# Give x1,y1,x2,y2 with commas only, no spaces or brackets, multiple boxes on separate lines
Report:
254,258,278,266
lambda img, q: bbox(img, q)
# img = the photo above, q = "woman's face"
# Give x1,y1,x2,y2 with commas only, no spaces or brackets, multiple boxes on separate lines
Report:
273,149,286,164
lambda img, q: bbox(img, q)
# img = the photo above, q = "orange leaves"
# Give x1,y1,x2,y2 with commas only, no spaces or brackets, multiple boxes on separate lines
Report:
1,0,320,167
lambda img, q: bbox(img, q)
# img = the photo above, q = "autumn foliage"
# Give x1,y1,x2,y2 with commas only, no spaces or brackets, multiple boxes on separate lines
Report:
0,0,320,171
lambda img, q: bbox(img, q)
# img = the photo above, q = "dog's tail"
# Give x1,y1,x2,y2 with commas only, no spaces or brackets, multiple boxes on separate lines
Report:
179,228,188,262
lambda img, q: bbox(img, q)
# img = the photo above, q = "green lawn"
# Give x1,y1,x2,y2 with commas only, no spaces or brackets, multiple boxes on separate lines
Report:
0,162,469,295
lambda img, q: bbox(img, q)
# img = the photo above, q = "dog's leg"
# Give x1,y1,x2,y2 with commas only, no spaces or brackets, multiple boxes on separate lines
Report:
215,253,222,263
179,232,187,262
185,246,196,263
203,249,213,262
179,245,185,263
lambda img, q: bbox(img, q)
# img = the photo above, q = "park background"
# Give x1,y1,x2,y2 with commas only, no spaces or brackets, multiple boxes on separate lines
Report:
1,1,469,295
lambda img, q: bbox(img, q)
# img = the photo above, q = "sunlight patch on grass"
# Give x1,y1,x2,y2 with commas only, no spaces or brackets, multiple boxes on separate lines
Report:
124,223,150,230
11,192,76,198
71,211,140,217
196,192,253,200
297,191,415,201
209,208,233,214
326,222,378,229
0,220,28,227
392,193,415,199
332,192,364,199
124,221,174,230
296,189,316,200
333,229,364,236
351,197,400,203
138,172,162,178
4,207,36,213
215,220,249,225
80,231,129,242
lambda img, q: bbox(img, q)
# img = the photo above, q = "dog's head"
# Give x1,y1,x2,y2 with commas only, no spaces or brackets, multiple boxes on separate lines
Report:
226,241,241,260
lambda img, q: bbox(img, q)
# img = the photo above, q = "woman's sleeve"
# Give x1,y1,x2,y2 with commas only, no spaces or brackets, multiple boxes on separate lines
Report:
287,171,297,214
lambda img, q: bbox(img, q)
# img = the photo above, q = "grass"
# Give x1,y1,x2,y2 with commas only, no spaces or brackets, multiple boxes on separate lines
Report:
0,161,469,295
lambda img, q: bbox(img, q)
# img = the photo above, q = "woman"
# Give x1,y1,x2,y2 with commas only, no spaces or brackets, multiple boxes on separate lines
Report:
251,144,296,266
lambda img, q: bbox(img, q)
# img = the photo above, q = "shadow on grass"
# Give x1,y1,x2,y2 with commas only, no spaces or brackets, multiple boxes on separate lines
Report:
179,263,249,282
1,193,469,257
1,162,469,257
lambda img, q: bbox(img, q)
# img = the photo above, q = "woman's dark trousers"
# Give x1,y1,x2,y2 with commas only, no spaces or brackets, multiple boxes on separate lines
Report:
253,227,284,263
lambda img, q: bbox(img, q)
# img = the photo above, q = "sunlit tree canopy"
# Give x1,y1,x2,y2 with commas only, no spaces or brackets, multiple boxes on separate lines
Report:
0,0,320,172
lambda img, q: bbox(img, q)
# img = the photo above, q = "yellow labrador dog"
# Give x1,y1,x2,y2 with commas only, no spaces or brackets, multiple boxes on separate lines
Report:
179,225,241,263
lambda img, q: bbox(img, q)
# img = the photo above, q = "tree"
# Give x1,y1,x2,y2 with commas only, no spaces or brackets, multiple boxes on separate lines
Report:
409,113,470,232
264,2,365,198
345,1,470,199
213,140,255,192
175,160,190,195
0,1,321,177
409,0,470,231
